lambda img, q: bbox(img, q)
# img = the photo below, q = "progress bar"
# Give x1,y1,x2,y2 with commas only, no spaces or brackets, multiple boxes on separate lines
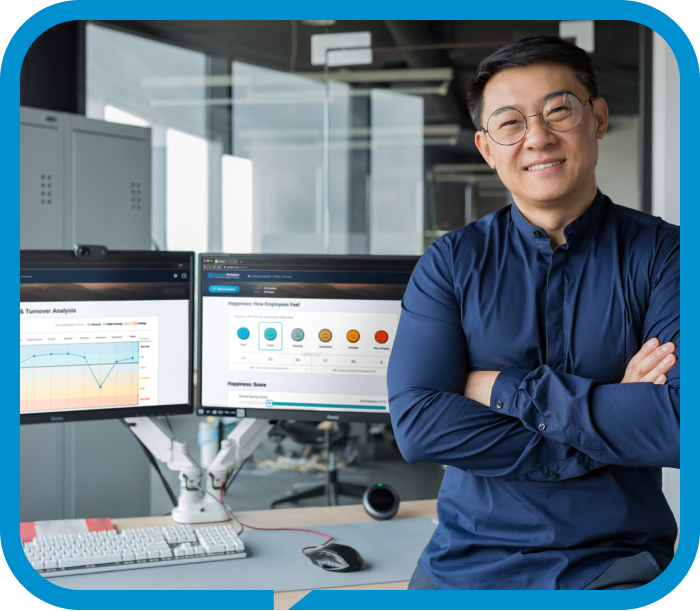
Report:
266,401,386,411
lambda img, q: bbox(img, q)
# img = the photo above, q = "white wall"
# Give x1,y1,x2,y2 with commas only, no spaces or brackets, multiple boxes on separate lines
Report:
596,115,641,210
652,33,681,226
652,32,681,528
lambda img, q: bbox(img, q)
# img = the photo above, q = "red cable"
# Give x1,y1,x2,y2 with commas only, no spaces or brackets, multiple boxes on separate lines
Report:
220,486,333,555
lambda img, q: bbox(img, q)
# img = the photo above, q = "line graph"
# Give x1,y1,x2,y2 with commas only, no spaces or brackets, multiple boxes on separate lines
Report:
20,341,140,413
20,352,136,388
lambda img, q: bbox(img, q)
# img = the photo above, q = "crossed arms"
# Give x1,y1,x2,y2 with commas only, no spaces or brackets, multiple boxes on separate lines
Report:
386,237,680,481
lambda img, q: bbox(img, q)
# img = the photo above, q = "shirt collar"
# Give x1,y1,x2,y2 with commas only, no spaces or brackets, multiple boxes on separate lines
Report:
510,189,608,251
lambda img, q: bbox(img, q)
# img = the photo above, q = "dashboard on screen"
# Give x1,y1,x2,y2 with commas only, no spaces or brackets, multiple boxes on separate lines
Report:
198,255,418,423
20,250,194,425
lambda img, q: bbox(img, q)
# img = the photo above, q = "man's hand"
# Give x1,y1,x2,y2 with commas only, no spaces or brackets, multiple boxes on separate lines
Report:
621,338,676,385
463,338,676,406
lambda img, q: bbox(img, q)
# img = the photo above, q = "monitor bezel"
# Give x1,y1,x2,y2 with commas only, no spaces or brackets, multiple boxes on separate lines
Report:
20,249,195,425
197,253,419,424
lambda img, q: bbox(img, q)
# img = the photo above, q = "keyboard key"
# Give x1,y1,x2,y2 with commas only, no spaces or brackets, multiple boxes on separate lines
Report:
58,553,122,569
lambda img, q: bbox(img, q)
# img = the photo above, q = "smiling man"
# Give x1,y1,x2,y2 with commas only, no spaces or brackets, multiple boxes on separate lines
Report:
387,36,680,590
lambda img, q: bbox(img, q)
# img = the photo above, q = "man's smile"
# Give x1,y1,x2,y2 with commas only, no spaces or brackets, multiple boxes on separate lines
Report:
525,159,566,172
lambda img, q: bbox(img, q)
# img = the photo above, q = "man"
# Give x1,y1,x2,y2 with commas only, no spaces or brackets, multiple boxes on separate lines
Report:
387,36,680,590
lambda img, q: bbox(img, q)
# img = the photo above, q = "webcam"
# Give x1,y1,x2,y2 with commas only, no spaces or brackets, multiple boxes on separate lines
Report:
73,245,109,260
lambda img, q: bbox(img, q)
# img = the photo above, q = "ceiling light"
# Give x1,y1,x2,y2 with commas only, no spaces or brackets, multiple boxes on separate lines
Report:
302,20,337,26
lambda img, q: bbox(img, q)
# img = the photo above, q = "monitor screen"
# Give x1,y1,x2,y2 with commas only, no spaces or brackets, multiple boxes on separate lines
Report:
198,255,418,423
20,250,194,425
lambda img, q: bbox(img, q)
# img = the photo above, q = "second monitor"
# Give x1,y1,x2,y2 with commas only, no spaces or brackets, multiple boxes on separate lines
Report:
198,255,418,423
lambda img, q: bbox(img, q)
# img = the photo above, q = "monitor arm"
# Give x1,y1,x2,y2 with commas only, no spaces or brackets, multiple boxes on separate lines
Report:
124,417,274,524
206,418,275,489
124,417,207,524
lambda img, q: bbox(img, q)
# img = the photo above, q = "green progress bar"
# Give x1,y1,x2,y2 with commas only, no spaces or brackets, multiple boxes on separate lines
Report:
271,402,387,411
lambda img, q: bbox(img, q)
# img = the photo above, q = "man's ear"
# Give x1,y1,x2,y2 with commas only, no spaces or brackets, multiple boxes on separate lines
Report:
593,97,609,139
475,130,496,169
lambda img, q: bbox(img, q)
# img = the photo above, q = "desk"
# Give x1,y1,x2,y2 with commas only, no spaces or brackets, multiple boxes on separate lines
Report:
111,499,438,610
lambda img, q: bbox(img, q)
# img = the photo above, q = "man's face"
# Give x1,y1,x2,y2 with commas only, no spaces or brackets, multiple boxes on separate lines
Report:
474,63,608,209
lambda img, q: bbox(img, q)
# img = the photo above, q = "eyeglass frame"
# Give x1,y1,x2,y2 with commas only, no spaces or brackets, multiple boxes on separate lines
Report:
481,91,597,146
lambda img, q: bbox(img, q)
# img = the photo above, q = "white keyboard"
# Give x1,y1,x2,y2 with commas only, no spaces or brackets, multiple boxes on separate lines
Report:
24,524,247,577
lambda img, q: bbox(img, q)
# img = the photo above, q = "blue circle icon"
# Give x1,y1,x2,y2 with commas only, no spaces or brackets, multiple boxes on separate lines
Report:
291,328,305,342
264,328,278,341
237,327,250,340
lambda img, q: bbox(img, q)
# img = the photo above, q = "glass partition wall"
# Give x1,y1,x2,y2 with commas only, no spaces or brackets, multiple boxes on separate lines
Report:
87,20,643,256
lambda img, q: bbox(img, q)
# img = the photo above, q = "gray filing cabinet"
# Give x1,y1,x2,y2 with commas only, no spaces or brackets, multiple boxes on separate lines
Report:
20,107,153,521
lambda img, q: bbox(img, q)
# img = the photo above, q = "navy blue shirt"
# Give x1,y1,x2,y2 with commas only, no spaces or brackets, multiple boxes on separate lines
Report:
387,191,680,590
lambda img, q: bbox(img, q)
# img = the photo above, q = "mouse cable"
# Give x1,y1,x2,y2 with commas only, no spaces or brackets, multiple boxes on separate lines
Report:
194,486,245,535
218,485,334,554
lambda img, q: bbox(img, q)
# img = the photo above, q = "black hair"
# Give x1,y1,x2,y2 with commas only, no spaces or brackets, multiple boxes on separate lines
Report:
466,35,599,130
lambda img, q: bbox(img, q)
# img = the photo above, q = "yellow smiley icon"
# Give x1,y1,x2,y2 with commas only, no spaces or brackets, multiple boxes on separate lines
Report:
319,329,333,343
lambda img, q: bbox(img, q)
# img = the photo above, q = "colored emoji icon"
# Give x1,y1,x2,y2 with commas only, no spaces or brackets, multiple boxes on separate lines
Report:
375,331,389,344
264,328,278,341
347,330,360,343
291,328,305,342
237,327,250,340
319,329,333,343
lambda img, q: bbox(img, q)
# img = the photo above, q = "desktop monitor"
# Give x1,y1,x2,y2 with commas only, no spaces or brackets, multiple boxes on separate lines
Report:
198,254,419,423
20,249,194,425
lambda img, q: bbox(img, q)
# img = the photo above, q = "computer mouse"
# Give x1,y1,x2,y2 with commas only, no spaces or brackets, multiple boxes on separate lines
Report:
305,543,365,572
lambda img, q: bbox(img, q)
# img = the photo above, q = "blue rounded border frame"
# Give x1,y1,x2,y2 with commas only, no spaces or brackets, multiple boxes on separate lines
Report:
3,1,697,610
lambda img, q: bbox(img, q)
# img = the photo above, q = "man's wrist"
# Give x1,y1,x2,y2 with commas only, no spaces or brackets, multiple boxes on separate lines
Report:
490,368,530,414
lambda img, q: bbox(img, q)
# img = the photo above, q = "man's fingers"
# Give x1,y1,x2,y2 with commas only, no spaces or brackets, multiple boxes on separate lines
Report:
640,353,676,383
636,342,676,380
626,337,660,370
654,375,667,385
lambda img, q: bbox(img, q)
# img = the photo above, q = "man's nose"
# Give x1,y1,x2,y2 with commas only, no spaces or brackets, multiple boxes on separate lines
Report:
523,113,557,148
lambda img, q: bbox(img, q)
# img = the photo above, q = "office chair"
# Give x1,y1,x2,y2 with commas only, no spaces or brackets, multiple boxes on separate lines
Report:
270,421,367,508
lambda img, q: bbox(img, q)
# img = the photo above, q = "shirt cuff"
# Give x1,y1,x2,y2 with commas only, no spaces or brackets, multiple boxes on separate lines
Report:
490,367,529,416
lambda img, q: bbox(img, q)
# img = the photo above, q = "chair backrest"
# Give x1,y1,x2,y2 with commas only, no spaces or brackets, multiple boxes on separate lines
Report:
278,421,350,449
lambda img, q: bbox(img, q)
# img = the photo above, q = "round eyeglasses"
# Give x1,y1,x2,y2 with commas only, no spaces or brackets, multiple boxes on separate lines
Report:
483,92,596,146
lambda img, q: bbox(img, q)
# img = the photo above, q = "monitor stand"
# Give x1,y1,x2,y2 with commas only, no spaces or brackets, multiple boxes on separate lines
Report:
124,416,274,523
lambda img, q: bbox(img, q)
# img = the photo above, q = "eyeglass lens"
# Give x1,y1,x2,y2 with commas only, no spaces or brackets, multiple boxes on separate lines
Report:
486,92,585,145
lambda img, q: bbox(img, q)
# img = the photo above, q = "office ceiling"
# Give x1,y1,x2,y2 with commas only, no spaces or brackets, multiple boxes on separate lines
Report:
96,20,643,160
99,20,642,116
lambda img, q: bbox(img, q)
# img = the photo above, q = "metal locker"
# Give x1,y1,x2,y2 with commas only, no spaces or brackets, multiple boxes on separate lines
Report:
20,107,153,521
20,110,63,249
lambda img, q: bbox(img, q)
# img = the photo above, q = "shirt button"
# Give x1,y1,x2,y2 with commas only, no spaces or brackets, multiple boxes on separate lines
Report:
549,473,559,481
538,423,546,431
533,230,543,238
496,401,503,409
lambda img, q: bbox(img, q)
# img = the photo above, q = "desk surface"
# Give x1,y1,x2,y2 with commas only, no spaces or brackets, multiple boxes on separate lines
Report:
111,499,438,610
